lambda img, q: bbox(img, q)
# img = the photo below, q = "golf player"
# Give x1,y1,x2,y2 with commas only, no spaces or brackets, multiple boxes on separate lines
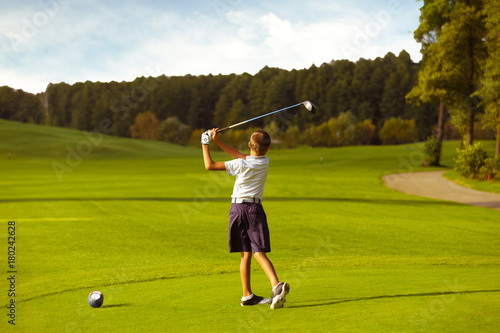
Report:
201,128,290,309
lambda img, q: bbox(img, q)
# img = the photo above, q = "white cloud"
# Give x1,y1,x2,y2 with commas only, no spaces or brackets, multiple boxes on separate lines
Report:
260,13,295,47
0,0,422,94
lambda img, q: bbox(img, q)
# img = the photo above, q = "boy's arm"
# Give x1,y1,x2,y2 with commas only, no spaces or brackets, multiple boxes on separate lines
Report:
202,144,226,171
211,128,247,160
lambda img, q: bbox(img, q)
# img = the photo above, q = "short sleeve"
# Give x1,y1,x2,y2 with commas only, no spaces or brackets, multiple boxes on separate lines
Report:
225,159,243,177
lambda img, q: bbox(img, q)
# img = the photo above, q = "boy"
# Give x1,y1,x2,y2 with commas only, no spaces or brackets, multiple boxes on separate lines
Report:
201,128,290,309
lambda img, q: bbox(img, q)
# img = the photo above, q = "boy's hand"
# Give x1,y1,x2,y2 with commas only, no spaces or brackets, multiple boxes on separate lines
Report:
211,128,220,142
201,130,212,145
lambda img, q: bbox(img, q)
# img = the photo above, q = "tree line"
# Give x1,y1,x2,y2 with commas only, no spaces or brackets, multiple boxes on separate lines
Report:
0,50,442,146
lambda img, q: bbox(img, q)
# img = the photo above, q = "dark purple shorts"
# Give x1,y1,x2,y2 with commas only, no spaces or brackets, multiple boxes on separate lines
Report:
228,203,271,253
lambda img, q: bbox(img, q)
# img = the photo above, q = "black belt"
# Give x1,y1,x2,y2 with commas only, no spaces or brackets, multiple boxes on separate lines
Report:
231,198,261,204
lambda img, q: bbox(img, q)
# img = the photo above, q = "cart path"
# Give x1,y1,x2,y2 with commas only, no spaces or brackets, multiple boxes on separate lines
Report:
382,171,500,211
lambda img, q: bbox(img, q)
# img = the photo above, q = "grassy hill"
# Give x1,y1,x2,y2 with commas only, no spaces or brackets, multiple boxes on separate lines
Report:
0,119,198,160
1,120,499,332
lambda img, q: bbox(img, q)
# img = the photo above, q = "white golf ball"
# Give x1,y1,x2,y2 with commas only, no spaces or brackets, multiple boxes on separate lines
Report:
88,291,104,308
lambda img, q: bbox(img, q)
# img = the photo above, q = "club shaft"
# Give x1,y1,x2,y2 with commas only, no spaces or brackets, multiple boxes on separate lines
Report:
216,103,303,133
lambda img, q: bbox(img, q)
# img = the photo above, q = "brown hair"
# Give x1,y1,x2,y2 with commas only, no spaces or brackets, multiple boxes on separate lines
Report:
250,130,271,154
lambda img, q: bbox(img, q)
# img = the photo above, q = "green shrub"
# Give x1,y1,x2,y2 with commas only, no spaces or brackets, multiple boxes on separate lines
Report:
283,125,300,149
479,156,500,180
379,117,417,145
159,116,192,145
454,141,488,179
332,112,358,146
423,135,442,166
300,112,359,147
356,119,376,145
130,111,160,140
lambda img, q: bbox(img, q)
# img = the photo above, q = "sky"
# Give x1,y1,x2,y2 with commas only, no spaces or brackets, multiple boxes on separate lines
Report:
0,0,423,94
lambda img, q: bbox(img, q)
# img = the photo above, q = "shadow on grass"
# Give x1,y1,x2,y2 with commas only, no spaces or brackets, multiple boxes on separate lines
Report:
0,197,464,207
288,289,500,309
100,303,131,309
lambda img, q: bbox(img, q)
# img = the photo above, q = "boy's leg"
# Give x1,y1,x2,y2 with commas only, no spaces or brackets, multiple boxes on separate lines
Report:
240,251,253,296
253,252,279,288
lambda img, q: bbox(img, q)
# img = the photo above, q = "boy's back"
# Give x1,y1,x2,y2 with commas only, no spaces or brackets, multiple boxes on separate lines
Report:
225,155,269,200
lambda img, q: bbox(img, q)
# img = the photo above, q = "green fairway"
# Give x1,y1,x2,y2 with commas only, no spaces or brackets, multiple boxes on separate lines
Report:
1,120,499,332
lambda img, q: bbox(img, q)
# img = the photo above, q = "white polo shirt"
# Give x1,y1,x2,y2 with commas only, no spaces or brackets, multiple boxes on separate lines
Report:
225,155,269,200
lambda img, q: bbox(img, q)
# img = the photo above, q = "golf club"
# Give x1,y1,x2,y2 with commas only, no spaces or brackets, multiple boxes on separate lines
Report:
216,101,317,133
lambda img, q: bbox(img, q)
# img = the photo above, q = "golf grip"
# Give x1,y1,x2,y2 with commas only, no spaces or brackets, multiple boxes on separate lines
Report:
216,127,229,133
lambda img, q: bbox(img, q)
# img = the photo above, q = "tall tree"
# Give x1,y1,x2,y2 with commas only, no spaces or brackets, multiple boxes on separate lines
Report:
213,74,251,128
247,77,265,119
351,58,380,124
325,60,354,118
69,90,85,129
46,82,71,127
407,0,455,165
381,51,415,119
227,99,246,127
437,0,486,145
478,0,500,156
263,71,296,115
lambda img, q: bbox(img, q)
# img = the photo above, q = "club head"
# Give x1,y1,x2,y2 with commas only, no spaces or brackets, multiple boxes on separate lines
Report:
302,101,318,115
